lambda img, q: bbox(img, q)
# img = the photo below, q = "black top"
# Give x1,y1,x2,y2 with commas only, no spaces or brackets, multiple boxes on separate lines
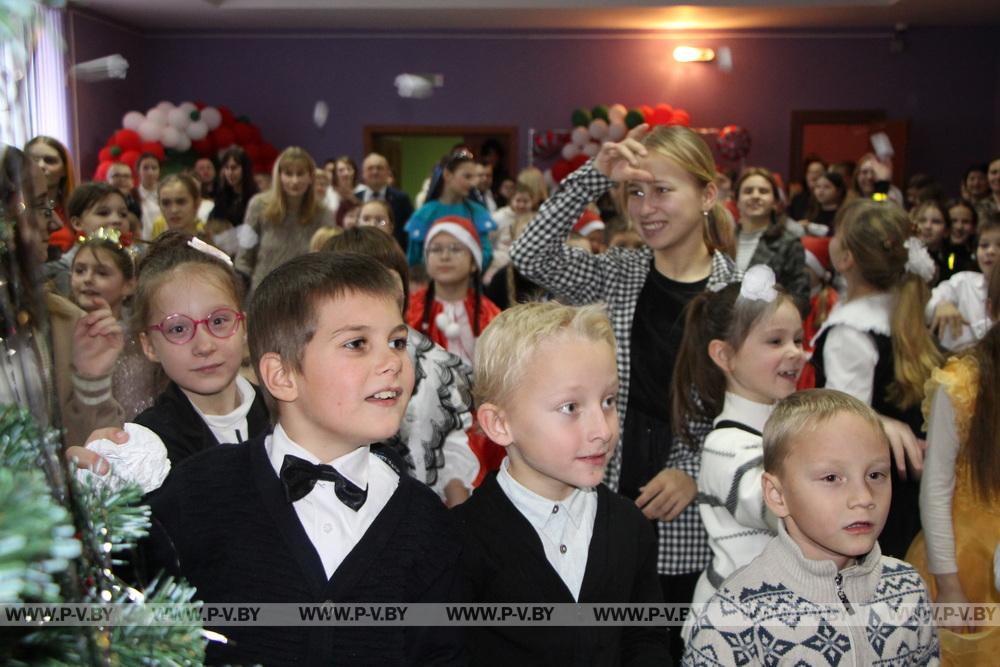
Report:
141,435,465,666
810,207,838,228
452,473,671,667
936,241,978,283
619,266,706,497
133,380,271,466
811,328,922,559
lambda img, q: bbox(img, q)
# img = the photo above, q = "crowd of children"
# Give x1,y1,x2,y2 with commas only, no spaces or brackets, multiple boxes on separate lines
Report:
3,123,998,665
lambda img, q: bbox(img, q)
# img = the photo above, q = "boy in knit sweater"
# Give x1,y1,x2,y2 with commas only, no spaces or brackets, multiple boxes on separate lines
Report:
683,389,938,666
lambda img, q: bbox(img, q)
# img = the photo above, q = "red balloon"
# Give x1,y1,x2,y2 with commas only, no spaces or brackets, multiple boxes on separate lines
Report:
120,149,141,169
98,147,113,163
243,143,261,162
672,109,691,127
233,122,256,145
210,126,236,150
114,128,141,152
139,142,166,161
253,158,272,176
639,104,654,124
259,142,279,162
217,106,236,127
94,160,114,182
191,138,213,156
551,159,573,184
652,107,673,126
194,100,207,110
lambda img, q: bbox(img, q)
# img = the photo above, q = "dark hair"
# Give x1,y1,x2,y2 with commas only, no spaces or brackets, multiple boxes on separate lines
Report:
248,252,401,412
212,146,258,225
323,227,410,307
671,282,797,447
67,182,124,219
805,171,848,222
136,152,161,170
963,163,988,183
427,149,475,202
131,231,244,339
801,155,825,181
1,145,44,328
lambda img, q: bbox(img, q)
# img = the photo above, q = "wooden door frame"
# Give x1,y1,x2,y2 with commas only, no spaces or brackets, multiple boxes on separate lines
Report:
789,109,885,180
363,124,519,177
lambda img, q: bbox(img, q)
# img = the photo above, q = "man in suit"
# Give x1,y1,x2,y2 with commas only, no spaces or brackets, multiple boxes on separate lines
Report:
355,152,414,251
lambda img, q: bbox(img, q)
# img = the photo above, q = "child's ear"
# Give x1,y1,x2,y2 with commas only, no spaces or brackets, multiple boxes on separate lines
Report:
138,331,158,363
476,402,513,448
762,471,790,518
69,217,84,234
707,339,734,373
701,179,719,210
258,352,298,403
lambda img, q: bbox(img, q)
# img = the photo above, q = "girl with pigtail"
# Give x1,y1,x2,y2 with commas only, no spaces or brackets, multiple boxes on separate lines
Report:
671,265,806,613
811,197,942,558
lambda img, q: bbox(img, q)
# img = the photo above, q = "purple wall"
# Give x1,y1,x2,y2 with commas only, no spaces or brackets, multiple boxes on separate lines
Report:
69,10,148,178
71,19,999,193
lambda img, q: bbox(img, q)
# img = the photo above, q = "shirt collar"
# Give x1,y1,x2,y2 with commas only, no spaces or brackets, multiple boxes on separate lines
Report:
266,423,370,490
716,392,775,432
819,291,894,338
497,458,592,531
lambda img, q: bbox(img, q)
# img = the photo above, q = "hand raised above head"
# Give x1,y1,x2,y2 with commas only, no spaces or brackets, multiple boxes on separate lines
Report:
593,124,655,183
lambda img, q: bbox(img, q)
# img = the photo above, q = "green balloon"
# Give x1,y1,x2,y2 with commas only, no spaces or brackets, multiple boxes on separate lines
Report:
189,109,201,121
591,105,609,122
625,109,645,129
571,108,591,127
110,145,122,157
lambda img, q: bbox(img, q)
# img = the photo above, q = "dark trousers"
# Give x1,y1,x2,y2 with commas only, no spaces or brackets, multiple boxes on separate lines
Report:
660,570,701,664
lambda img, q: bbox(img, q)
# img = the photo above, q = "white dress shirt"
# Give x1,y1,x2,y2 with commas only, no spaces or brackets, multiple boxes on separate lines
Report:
925,271,990,352
137,184,161,241
266,424,399,579
496,458,596,600
191,375,256,445
812,292,894,406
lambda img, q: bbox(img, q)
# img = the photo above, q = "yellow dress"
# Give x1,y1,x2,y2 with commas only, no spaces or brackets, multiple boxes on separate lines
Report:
906,355,1000,666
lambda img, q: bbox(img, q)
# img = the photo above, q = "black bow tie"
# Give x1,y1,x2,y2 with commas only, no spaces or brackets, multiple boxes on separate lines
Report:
279,454,368,510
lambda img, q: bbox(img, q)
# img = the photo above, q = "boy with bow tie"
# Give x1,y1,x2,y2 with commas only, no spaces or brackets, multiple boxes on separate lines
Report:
141,253,465,665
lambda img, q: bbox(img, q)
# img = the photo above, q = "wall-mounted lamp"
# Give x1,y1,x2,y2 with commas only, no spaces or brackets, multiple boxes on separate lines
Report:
672,46,715,63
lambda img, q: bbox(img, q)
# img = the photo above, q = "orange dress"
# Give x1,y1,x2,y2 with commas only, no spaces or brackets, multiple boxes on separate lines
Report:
905,356,1000,666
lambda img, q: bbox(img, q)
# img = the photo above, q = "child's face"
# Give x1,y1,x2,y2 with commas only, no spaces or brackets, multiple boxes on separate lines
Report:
425,231,475,287
444,163,478,199
280,162,313,200
966,170,988,199
71,246,133,316
586,230,608,254
138,158,160,189
948,205,975,246
313,168,330,194
510,192,532,215
813,176,838,207
358,202,392,233
490,335,618,500
254,173,271,192
194,159,215,185
222,158,243,188
989,159,1000,195
804,162,825,189
915,206,947,249
140,270,245,409
764,412,891,569
737,174,776,221
626,154,715,254
283,292,413,457
72,193,129,236
719,300,805,404
977,229,1000,275
159,182,198,232
107,164,133,193
335,160,355,189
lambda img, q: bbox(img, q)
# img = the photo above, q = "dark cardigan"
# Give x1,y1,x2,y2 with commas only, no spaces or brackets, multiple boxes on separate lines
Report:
141,435,466,666
133,380,271,465
452,474,671,667
745,219,810,316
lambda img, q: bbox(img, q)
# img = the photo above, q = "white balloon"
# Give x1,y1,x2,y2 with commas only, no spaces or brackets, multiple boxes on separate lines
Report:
155,101,174,113
167,107,191,129
583,142,600,158
571,127,590,147
146,108,167,126
200,107,222,130
178,101,197,115
588,119,609,141
160,126,182,148
608,104,627,124
561,142,580,160
174,133,191,152
607,121,627,142
122,111,144,130
186,120,208,140
138,119,162,142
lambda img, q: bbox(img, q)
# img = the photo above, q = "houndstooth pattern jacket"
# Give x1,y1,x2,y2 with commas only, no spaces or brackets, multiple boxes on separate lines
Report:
511,160,740,575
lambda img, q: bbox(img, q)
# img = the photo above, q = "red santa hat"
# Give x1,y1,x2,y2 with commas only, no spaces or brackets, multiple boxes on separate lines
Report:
425,215,483,270
573,209,605,237
801,235,832,281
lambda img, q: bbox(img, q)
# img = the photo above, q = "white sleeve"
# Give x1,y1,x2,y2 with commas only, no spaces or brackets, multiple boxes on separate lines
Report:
700,432,774,533
432,429,480,496
920,387,960,575
925,278,958,322
74,422,171,494
821,325,877,405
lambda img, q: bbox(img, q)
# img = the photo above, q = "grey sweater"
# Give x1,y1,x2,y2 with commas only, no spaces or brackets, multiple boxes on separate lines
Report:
683,523,939,666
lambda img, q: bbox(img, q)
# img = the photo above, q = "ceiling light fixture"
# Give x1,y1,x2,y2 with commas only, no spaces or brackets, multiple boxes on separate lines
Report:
673,46,715,63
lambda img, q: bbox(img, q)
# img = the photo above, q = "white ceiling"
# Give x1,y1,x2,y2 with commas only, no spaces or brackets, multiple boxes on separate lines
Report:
70,0,1000,31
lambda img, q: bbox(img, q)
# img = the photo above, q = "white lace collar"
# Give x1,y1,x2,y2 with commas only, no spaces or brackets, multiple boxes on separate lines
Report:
816,291,894,339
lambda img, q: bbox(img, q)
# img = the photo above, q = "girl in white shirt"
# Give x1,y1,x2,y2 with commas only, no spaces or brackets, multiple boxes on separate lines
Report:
672,265,806,610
